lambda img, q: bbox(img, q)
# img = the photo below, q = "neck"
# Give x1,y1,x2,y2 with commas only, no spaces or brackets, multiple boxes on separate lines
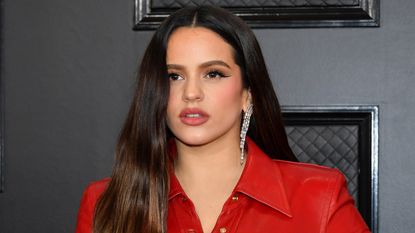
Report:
173,135,244,184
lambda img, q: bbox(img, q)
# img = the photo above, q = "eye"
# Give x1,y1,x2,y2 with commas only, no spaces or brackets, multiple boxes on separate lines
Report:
168,72,183,81
205,70,229,79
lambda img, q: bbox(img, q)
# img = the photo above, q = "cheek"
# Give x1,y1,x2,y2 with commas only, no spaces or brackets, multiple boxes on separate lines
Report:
166,88,179,122
212,80,244,109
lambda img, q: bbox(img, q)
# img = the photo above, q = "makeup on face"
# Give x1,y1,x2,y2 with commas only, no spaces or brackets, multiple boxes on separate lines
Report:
166,27,248,146
179,108,210,126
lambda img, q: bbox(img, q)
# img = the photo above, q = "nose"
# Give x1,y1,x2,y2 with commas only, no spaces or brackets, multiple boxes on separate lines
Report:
182,78,204,102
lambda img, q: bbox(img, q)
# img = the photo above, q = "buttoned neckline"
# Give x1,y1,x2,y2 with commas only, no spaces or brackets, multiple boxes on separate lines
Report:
168,137,293,218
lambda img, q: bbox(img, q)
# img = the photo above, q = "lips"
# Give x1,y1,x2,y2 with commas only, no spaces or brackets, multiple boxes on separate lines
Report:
179,108,209,126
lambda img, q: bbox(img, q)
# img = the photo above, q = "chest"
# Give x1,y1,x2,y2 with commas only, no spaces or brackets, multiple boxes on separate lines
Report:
167,194,324,233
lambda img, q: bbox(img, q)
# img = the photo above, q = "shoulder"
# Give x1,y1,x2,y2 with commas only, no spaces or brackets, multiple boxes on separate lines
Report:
248,138,345,188
84,177,110,196
75,178,110,233
275,160,343,179
81,178,110,207
270,161,370,232
80,178,110,216
273,160,346,194
79,178,110,210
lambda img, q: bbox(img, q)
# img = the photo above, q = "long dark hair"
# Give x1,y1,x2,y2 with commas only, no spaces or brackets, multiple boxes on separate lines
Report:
93,5,297,233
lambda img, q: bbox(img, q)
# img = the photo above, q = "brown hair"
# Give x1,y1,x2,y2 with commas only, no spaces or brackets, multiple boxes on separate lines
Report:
93,6,297,233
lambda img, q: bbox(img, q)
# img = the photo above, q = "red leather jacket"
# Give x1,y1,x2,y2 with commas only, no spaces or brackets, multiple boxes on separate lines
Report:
76,138,370,233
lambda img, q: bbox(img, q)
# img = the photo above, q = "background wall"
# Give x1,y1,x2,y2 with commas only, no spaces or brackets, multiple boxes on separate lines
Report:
1,1,414,232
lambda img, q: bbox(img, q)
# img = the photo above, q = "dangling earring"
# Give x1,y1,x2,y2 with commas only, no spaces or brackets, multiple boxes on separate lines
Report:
240,102,253,165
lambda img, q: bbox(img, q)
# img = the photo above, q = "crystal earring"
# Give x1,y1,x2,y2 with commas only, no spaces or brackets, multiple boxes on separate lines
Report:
240,102,253,165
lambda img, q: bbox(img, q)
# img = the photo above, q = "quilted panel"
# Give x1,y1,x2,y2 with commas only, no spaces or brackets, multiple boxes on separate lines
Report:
285,125,359,203
152,0,359,8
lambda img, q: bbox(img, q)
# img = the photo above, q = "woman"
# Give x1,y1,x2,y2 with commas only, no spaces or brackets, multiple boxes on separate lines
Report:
76,6,370,233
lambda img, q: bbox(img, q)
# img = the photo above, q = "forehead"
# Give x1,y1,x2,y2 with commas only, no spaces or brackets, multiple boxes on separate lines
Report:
166,27,235,64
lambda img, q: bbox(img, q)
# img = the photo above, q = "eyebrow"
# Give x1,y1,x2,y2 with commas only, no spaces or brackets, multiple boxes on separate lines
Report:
166,60,231,69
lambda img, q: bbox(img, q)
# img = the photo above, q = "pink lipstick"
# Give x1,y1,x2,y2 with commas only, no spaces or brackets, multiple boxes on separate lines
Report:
179,108,209,126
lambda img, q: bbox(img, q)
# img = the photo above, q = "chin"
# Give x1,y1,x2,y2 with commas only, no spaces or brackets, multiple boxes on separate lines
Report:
175,135,211,147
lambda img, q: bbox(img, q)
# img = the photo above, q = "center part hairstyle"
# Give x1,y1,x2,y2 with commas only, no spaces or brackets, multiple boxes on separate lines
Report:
93,5,297,233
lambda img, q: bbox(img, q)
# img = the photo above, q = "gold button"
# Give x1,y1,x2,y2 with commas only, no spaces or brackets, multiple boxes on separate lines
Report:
219,227,227,233
232,195,238,201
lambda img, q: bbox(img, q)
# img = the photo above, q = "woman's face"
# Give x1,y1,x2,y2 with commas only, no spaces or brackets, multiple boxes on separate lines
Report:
166,27,249,147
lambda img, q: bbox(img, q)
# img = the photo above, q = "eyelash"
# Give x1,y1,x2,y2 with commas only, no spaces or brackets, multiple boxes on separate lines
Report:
168,73,182,81
168,70,229,81
205,70,229,79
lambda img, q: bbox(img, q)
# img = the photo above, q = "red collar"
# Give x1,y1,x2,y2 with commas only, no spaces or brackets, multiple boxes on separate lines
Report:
168,137,292,218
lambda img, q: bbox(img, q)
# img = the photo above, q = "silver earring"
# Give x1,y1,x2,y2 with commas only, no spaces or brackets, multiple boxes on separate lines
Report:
240,102,253,165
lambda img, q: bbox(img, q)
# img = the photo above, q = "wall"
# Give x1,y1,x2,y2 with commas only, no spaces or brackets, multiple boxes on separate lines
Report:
0,0,414,232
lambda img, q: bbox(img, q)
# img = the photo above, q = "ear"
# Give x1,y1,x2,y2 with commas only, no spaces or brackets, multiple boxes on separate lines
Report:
242,88,252,112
